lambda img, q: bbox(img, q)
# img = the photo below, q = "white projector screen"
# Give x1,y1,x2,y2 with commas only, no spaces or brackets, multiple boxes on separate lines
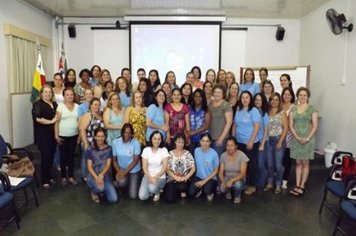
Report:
130,23,221,86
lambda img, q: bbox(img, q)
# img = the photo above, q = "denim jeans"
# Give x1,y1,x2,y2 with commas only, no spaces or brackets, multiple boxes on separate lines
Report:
86,176,118,203
138,176,166,200
220,179,246,198
266,136,286,187
257,142,267,188
81,144,88,179
116,171,141,200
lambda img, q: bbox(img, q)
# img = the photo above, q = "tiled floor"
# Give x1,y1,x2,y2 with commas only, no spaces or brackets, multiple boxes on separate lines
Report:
1,151,355,236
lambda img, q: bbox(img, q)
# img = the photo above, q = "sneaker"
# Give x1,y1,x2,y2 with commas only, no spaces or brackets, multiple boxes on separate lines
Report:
153,194,160,202
264,183,273,191
180,192,187,198
43,184,50,189
91,192,100,203
195,190,202,199
68,178,78,186
281,180,288,190
275,186,282,194
244,186,257,195
50,179,56,185
225,191,232,200
61,178,68,186
207,193,214,201
233,197,241,204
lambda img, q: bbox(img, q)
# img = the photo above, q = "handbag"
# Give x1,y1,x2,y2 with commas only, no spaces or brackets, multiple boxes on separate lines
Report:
341,155,356,181
7,157,35,177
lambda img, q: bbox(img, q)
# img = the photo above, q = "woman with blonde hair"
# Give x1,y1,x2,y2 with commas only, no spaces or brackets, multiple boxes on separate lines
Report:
124,90,147,146
103,92,125,146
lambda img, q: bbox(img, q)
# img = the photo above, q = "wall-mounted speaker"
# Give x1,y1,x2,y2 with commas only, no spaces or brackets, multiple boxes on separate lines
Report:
68,24,76,38
276,26,285,41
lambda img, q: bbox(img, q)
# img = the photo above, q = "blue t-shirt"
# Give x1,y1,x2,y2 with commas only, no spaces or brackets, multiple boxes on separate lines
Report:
258,112,269,142
146,104,166,141
77,102,89,118
240,82,260,96
189,107,206,143
194,147,219,180
89,78,99,87
234,107,261,144
112,137,141,173
119,91,131,108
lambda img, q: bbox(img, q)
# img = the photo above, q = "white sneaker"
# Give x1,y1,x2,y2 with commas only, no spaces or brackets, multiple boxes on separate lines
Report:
207,193,214,201
282,180,288,190
225,192,232,200
195,190,202,198
153,194,160,202
234,197,241,204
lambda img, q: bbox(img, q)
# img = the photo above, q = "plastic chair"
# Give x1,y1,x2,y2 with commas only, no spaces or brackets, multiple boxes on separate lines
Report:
319,151,353,216
0,171,20,230
0,135,39,209
332,178,356,236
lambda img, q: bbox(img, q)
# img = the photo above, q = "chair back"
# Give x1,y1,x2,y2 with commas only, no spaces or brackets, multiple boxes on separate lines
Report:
345,178,356,201
0,171,11,191
331,151,353,166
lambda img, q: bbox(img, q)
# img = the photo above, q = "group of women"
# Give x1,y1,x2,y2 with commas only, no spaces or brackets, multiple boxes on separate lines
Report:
32,65,318,204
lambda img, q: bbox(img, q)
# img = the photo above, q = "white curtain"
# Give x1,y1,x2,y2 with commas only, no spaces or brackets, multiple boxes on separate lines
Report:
6,35,47,93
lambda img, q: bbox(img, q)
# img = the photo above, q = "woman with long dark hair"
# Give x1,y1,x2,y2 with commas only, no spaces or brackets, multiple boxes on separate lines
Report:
86,127,118,203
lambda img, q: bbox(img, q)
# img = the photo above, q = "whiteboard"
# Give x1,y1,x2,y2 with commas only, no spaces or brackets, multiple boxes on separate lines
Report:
240,66,310,93
10,93,34,147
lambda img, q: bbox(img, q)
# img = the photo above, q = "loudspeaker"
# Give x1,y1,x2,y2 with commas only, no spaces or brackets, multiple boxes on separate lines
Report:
276,26,285,41
68,24,76,38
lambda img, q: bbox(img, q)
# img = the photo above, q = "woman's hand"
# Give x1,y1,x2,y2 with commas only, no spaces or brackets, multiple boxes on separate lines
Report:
246,141,253,150
258,143,264,151
55,136,63,145
276,141,282,150
215,137,224,147
195,180,206,188
96,176,104,189
226,179,234,188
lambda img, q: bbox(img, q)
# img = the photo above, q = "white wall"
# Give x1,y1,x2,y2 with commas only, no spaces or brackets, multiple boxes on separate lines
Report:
299,0,356,154
0,0,53,144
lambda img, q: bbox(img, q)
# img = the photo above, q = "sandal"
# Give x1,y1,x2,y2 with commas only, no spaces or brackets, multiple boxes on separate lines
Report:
91,192,100,203
290,186,305,196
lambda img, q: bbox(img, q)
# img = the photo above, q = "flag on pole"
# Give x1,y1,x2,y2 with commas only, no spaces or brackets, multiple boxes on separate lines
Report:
30,52,46,103
58,55,65,78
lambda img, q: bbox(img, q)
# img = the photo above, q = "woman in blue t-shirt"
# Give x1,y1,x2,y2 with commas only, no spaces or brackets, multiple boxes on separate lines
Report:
232,91,261,196
188,133,219,201
146,89,168,143
112,123,141,199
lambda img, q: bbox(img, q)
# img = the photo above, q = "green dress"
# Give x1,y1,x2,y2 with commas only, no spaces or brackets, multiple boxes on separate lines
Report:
290,105,317,160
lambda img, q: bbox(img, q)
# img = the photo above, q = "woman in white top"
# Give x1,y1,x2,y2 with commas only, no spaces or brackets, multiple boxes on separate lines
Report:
55,87,79,185
138,131,169,202
53,73,64,104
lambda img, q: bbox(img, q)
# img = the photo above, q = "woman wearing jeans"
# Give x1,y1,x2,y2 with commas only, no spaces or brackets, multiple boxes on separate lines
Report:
112,123,141,199
265,93,288,194
138,131,169,202
86,127,118,203
219,137,249,204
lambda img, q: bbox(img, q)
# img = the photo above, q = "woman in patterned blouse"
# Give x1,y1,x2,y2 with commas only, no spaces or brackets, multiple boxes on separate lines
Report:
164,134,195,203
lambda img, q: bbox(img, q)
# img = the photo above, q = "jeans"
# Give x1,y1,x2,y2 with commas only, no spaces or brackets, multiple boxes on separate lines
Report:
86,176,118,203
211,138,227,158
115,171,141,199
188,176,217,197
266,136,286,187
257,142,267,188
138,176,166,200
81,143,88,179
238,142,259,187
220,179,246,198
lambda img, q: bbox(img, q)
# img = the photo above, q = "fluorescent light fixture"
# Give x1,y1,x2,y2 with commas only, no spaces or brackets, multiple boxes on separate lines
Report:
124,15,226,22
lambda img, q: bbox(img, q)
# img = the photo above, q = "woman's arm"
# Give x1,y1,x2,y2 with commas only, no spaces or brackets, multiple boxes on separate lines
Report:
306,111,318,142
164,111,171,143
247,122,260,150
227,162,247,186
79,113,90,149
218,162,225,184
100,158,112,177
154,156,168,179
259,124,268,151
217,111,233,145
87,159,99,180
54,111,62,144
289,111,302,143
277,112,288,150
184,112,191,139
124,107,130,124
103,108,123,130
122,155,140,176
